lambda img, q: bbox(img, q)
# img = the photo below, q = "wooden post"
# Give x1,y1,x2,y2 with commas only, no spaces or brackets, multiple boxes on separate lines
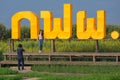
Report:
51,40,55,53
93,56,96,62
10,39,14,53
48,55,51,62
26,56,28,61
116,56,118,62
9,39,11,52
4,55,6,61
70,56,72,62
0,63,1,67
95,40,99,53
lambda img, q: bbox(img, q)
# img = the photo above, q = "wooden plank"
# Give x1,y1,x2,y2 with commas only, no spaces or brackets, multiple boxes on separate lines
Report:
3,52,120,63
3,52,120,57
1,61,120,65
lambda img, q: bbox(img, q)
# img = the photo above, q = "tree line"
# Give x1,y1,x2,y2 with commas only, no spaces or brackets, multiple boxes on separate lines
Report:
0,23,120,40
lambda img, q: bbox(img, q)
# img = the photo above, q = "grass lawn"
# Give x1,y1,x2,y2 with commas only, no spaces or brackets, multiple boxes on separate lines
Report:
0,65,120,80
0,39,120,53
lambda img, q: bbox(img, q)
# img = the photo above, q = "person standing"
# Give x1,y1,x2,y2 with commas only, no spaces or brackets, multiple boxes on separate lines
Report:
38,30,43,53
17,44,25,70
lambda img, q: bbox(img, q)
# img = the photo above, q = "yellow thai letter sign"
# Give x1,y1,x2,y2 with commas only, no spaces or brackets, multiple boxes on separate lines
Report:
77,10,106,39
11,4,106,40
41,4,72,39
11,11,40,39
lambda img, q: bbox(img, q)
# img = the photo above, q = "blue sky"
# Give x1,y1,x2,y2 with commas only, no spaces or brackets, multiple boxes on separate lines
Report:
0,0,120,28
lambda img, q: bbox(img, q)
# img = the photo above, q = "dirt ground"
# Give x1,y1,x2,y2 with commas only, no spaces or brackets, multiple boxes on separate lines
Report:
10,66,32,73
10,66,39,80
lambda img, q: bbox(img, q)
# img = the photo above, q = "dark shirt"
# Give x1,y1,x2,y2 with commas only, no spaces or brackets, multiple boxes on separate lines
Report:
17,48,25,59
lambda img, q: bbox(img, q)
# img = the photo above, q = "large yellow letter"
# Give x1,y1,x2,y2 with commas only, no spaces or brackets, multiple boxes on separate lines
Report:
58,4,72,39
41,4,72,39
40,11,60,39
11,11,40,39
77,10,106,39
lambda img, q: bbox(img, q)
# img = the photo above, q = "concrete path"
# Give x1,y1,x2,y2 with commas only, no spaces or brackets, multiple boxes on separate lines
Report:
10,66,32,73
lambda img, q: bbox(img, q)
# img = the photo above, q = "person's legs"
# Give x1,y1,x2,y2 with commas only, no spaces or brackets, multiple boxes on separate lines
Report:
40,39,43,50
39,39,43,53
18,58,21,70
21,58,24,70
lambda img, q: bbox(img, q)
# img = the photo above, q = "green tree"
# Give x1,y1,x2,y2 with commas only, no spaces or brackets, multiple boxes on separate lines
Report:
0,23,6,40
4,28,11,40
21,26,30,39
72,24,77,38
106,24,120,39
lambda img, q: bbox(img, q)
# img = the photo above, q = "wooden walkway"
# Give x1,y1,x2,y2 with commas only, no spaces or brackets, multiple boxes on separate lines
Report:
0,52,120,66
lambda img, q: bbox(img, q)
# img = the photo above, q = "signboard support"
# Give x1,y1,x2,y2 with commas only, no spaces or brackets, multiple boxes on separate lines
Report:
51,40,55,53
95,40,99,53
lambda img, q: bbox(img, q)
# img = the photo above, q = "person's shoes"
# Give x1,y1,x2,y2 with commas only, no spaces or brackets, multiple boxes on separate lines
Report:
39,50,42,53
22,68,25,70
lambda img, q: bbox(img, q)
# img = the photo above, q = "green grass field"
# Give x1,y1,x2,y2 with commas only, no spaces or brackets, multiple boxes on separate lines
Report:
0,65,120,80
0,39,120,79
0,39,120,53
